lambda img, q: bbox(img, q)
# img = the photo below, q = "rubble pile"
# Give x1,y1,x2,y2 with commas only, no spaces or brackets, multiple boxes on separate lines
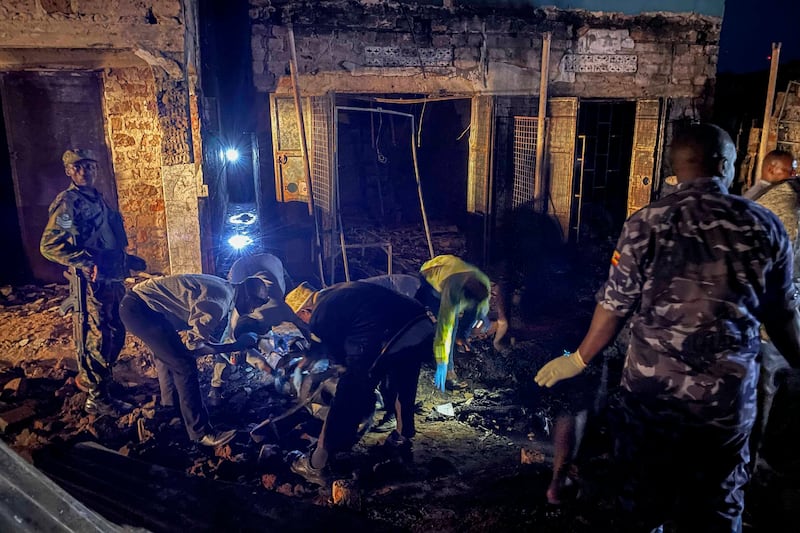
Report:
343,223,466,276
0,270,619,531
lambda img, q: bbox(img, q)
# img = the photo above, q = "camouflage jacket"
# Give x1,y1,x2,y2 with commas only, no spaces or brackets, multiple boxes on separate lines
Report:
756,179,800,278
597,177,797,431
40,183,128,280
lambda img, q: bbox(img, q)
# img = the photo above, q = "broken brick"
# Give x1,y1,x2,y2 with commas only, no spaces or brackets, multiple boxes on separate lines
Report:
521,448,546,464
261,473,278,490
3,377,27,398
0,403,37,433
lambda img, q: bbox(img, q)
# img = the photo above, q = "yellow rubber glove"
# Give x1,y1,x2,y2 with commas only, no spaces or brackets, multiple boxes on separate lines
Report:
534,350,586,388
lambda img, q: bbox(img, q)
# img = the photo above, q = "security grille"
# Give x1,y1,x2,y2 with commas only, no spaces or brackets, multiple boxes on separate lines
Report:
512,116,538,208
310,96,332,218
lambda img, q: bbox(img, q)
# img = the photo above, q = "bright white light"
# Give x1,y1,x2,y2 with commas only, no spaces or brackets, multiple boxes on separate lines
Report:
225,148,240,163
229,212,257,225
228,234,253,249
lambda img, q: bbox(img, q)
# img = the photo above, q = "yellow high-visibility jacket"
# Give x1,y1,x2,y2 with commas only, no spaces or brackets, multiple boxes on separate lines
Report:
420,255,491,366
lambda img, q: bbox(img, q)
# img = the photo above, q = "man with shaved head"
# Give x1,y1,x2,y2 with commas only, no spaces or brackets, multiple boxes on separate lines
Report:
534,124,800,531
745,149,800,475
744,149,797,201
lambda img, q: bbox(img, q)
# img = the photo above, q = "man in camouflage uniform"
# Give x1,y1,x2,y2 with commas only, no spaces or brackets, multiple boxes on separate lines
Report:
40,149,143,417
745,149,799,472
743,149,796,202
535,124,800,531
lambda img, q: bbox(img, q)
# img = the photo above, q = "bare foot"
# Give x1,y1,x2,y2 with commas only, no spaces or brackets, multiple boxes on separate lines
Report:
546,476,574,505
492,319,509,351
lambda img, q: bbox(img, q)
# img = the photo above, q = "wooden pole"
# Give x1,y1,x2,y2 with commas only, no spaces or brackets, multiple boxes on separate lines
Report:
756,42,781,180
533,32,551,213
287,25,325,284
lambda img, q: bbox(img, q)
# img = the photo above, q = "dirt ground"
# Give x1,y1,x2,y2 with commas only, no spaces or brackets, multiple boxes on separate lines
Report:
0,271,615,532
0,234,797,531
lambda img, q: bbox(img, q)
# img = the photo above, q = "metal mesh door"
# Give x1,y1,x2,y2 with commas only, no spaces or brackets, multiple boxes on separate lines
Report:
511,116,539,208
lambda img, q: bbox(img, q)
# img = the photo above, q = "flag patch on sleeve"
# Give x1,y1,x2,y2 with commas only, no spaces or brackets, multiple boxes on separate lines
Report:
611,250,621,266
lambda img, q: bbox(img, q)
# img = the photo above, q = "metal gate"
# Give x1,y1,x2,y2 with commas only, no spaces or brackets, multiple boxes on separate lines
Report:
511,116,539,208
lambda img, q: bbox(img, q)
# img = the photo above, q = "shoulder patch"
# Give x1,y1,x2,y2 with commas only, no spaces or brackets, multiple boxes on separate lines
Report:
611,250,621,266
56,213,73,229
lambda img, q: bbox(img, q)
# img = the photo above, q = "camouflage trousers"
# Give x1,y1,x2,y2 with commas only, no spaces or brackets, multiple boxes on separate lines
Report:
611,392,749,532
76,280,126,390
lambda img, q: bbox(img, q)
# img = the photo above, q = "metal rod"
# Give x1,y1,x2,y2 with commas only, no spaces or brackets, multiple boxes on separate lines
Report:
332,97,350,284
483,99,496,266
756,42,781,179
574,135,587,243
410,115,435,259
287,24,325,284
533,32,551,213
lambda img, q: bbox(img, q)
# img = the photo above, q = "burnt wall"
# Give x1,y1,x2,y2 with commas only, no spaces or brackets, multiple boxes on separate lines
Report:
0,0,208,276
0,0,184,52
102,67,170,274
250,1,720,109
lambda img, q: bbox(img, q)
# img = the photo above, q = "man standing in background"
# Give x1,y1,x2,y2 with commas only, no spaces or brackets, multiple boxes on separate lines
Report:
41,149,145,417
747,149,799,472
535,124,800,530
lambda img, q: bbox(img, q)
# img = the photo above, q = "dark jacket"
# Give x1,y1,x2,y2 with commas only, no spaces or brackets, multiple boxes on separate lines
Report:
310,281,428,368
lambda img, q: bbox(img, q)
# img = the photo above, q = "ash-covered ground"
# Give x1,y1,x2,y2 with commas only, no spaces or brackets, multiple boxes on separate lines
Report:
0,225,795,532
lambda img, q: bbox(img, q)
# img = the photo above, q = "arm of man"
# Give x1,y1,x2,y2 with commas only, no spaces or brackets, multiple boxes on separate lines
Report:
188,333,259,358
760,220,800,368
432,280,458,391
764,309,800,368
535,215,646,388
186,299,228,350
534,305,625,387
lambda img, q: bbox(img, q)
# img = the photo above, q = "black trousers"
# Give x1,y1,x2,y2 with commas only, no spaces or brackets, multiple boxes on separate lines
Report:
319,335,431,454
119,292,210,441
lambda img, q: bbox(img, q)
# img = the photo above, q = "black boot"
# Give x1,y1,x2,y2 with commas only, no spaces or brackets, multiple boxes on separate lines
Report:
85,383,133,417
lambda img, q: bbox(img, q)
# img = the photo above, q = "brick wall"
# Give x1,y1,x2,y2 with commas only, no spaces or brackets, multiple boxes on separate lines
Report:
102,67,170,274
251,2,720,109
0,0,207,277
0,0,184,52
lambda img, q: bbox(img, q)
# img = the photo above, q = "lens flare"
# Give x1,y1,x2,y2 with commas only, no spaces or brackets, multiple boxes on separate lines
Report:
228,234,253,249
225,148,240,163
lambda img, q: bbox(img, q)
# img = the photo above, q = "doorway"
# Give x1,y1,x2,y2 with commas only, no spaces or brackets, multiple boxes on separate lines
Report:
333,95,472,277
0,71,117,283
571,100,636,243
0,92,25,284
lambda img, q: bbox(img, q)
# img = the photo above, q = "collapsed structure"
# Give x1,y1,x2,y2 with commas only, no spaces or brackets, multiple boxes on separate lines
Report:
250,0,724,277
0,0,724,284
0,0,208,283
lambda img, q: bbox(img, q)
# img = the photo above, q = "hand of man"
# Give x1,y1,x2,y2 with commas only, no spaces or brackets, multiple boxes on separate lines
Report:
434,362,448,392
83,265,99,283
534,350,586,388
191,333,258,358
230,332,259,351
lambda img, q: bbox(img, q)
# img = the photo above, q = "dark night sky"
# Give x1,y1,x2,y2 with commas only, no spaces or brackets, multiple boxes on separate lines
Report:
717,0,800,73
